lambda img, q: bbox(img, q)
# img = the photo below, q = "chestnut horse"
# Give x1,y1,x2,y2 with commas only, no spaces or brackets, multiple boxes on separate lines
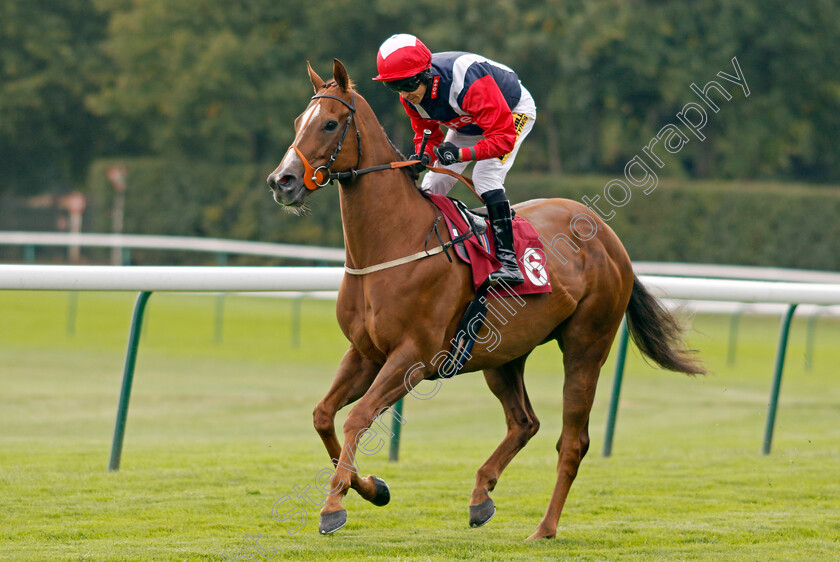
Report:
267,60,703,539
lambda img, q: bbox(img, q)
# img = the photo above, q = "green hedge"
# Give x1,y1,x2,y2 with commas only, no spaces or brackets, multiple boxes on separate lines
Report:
85,159,840,271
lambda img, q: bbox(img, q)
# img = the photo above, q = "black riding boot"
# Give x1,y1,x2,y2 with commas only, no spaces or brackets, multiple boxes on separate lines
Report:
482,189,525,287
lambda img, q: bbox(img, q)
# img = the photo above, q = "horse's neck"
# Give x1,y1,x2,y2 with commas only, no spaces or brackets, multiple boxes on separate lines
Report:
339,100,434,269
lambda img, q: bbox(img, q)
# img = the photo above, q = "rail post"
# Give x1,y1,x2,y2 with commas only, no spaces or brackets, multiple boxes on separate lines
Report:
24,245,35,263
602,318,629,457
109,291,152,471
804,308,820,371
762,304,797,455
388,398,405,462
727,309,742,366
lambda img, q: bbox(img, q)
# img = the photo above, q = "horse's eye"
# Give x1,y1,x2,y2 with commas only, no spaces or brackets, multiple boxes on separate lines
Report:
324,120,339,132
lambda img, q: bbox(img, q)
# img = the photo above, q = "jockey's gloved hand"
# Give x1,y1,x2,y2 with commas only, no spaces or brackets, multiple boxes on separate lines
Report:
408,152,430,172
434,142,462,165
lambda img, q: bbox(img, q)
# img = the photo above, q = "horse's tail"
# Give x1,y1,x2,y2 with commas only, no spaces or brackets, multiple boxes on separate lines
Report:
625,275,706,375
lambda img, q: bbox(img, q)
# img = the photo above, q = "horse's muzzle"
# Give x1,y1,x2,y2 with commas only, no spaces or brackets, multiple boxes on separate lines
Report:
267,171,305,206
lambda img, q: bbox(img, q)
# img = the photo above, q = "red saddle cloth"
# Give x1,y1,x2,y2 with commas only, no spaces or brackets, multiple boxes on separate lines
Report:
427,194,552,297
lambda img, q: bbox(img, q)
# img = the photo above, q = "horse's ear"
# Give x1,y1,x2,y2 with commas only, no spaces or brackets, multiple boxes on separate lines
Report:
333,58,350,91
307,61,325,92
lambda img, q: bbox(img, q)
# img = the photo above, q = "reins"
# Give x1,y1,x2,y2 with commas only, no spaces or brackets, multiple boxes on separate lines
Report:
293,89,480,200
334,160,481,202
293,85,481,275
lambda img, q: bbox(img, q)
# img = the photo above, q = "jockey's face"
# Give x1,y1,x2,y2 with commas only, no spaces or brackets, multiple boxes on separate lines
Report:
399,82,427,105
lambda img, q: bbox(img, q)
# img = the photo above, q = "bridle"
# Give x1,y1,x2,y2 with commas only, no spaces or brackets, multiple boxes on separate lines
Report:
290,84,478,197
292,90,362,190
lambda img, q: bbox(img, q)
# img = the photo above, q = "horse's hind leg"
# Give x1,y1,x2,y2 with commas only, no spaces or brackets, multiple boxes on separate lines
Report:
528,310,622,540
313,345,381,497
470,353,540,528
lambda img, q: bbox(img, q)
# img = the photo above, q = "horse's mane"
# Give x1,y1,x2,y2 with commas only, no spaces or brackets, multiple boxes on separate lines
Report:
385,135,421,182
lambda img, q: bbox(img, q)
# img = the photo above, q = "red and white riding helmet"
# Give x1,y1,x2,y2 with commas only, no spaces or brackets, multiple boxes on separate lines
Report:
372,34,432,81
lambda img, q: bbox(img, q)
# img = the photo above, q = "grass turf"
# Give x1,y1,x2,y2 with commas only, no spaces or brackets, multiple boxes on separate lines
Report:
1,291,839,560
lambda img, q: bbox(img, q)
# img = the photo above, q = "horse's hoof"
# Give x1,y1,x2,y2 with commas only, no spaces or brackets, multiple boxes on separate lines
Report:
526,531,555,540
368,476,391,507
469,498,495,528
318,509,347,535
526,526,556,540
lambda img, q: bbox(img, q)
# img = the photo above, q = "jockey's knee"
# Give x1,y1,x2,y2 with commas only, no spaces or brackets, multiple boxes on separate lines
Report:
421,174,457,196
471,170,506,197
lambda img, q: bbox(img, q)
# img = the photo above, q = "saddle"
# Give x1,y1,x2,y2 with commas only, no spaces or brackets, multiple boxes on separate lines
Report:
443,197,490,262
424,194,550,378
440,199,517,261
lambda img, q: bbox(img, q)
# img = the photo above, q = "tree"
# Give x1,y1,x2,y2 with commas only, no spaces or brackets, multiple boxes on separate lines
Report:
89,0,319,163
0,0,108,195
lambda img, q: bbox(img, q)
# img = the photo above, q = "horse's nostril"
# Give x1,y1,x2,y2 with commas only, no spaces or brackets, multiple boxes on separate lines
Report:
268,173,296,191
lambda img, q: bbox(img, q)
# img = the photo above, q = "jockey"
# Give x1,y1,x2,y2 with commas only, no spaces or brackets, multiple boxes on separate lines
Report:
373,33,536,287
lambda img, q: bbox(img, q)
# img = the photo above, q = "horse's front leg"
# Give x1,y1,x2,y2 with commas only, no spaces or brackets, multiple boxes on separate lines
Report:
318,348,428,534
313,345,381,493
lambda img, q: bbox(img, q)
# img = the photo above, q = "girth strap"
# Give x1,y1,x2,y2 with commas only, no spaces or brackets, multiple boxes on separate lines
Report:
344,245,448,276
